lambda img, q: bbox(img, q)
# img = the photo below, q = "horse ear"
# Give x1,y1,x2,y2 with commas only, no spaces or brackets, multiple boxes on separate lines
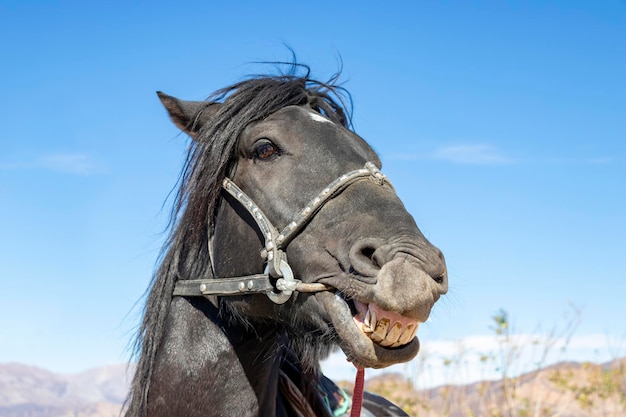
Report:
157,91,221,139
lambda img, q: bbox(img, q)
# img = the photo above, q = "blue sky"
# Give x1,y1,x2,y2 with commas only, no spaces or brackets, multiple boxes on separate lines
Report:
1,1,625,382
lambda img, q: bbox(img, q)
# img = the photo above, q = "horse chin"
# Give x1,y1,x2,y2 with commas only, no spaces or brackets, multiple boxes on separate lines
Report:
316,291,420,369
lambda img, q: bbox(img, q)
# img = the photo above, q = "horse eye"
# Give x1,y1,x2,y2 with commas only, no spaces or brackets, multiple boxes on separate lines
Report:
254,141,279,160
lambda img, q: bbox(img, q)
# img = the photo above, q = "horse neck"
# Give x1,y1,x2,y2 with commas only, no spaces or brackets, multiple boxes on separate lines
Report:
224,316,289,415
141,296,287,417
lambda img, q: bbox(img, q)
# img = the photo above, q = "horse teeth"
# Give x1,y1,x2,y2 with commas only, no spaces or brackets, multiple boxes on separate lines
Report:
369,307,377,330
379,322,403,347
360,303,421,348
400,322,419,346
387,323,403,343
398,323,416,345
370,318,390,342
379,339,394,347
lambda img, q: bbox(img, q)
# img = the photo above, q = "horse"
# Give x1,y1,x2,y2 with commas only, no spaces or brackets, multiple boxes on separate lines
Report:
125,65,448,417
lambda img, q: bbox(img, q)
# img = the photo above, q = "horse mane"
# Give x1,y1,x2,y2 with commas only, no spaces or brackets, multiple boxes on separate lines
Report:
125,64,353,416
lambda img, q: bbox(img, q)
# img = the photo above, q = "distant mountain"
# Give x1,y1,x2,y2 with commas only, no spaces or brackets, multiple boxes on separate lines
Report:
0,363,131,417
2,359,624,417
362,358,626,417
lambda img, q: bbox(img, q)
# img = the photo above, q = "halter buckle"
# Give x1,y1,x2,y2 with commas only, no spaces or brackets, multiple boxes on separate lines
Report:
266,258,299,304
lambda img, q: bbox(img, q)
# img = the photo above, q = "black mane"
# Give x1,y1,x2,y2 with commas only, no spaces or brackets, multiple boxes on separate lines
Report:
126,66,353,416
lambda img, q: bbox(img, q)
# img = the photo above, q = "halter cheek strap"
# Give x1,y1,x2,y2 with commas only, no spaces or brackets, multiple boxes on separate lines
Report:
172,161,392,304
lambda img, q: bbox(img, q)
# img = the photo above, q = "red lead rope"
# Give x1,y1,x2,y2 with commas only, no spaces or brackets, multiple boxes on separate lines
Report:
350,366,365,417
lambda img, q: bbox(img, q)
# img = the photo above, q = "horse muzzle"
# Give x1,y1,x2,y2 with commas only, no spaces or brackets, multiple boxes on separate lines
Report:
316,253,447,368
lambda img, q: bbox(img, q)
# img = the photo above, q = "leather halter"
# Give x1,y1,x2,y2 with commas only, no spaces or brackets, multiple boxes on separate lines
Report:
173,161,392,304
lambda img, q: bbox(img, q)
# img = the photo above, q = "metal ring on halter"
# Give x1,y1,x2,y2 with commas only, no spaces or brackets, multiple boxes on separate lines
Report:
265,259,298,304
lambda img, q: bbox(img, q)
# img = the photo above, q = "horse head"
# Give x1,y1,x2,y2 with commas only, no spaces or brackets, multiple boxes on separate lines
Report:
157,76,447,370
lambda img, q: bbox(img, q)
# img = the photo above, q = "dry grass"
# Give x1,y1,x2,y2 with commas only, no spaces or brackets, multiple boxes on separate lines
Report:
361,359,626,417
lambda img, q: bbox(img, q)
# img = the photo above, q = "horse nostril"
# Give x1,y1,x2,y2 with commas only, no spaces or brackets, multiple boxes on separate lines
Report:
433,266,448,294
360,247,379,269
349,238,386,277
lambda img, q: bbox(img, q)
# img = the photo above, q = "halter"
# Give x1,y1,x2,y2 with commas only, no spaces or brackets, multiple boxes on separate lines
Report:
173,161,392,304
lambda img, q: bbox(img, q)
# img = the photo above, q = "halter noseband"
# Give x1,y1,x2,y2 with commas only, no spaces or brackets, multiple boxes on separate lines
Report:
173,161,392,304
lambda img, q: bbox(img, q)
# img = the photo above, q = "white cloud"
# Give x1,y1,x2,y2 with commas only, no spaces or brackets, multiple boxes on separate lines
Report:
587,157,615,165
387,144,617,166
429,144,514,165
0,153,105,175
388,144,514,165
37,153,104,175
